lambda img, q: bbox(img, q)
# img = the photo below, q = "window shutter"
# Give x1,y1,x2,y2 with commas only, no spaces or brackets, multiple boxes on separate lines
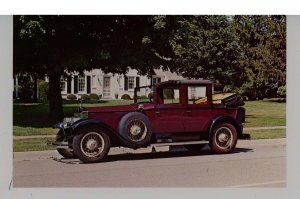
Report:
136,77,140,91
124,76,128,91
74,76,78,94
67,77,71,93
87,76,91,94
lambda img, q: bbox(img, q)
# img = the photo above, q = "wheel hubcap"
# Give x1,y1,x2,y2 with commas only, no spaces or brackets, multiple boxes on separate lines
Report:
86,139,98,151
80,132,105,157
127,119,147,142
215,127,233,149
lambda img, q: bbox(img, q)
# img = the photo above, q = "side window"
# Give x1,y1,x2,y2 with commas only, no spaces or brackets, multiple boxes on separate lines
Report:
188,86,207,104
163,87,180,104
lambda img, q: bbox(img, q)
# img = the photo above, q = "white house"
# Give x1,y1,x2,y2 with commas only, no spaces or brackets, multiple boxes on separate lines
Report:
60,68,187,99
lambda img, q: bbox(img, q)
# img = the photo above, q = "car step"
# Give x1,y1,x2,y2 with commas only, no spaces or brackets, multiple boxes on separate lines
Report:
151,140,208,147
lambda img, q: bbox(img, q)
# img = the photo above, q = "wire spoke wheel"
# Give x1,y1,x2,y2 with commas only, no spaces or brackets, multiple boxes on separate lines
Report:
210,123,237,154
127,119,147,142
80,132,105,158
215,127,233,149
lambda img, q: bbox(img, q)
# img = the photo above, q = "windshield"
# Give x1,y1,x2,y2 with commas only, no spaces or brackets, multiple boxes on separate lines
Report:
134,85,153,103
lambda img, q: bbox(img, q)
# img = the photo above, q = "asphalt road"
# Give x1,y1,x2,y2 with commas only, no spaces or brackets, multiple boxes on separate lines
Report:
13,139,286,188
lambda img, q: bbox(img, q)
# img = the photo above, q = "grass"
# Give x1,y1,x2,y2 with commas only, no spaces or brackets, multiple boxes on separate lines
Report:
13,100,132,136
243,99,286,127
13,126,57,136
246,129,286,140
13,137,56,152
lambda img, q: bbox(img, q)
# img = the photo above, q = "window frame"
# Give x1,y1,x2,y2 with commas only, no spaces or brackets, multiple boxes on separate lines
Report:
78,75,86,93
128,76,135,90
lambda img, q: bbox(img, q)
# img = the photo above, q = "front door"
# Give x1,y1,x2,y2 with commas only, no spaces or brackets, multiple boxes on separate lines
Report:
151,87,186,133
103,77,111,98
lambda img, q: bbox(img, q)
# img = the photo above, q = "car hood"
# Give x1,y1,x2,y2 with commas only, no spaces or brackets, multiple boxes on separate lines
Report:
86,104,137,113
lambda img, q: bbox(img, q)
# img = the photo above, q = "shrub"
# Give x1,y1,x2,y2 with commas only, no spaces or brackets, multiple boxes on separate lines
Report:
81,94,89,101
121,94,131,100
99,94,102,99
140,95,148,99
67,94,77,100
277,85,286,98
38,80,49,102
89,93,99,100
148,92,153,99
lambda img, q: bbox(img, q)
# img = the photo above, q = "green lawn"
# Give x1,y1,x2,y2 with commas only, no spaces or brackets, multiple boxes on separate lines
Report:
246,129,286,140
13,98,285,138
243,99,286,127
13,137,56,152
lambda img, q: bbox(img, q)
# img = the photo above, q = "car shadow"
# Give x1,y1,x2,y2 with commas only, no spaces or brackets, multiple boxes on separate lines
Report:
54,147,253,164
105,147,254,162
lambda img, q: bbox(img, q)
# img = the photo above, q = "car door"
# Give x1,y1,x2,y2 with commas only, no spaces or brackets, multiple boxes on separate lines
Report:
151,87,186,133
183,85,212,133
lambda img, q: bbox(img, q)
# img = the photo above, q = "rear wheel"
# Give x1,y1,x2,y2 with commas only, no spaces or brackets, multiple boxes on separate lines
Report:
73,126,111,163
209,123,237,154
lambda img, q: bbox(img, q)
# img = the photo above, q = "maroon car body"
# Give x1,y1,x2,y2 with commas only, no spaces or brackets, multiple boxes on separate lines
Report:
54,80,249,163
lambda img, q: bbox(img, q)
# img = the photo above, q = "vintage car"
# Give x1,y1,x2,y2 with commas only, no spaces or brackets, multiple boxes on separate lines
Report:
53,79,250,163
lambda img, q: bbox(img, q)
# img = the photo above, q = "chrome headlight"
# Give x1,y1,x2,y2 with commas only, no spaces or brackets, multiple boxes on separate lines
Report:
63,117,81,128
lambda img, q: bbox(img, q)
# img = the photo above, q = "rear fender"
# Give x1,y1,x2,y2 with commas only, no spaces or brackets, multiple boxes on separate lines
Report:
208,115,242,139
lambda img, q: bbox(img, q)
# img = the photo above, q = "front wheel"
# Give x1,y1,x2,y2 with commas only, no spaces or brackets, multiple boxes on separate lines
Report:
209,123,237,154
73,126,111,163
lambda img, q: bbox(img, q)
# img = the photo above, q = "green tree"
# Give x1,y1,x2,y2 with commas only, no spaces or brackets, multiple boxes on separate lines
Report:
233,15,286,99
154,16,243,91
13,15,171,121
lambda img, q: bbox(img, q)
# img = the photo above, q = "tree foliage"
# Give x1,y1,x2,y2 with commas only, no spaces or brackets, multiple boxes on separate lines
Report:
233,15,286,99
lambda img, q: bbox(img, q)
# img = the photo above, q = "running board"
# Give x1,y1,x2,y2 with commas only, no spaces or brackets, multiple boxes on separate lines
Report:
151,140,208,147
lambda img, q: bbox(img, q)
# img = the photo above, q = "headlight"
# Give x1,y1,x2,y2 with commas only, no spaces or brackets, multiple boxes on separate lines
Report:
63,117,81,128
80,111,89,119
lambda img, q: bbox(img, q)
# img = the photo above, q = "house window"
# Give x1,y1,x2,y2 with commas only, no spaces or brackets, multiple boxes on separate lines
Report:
60,78,66,92
78,76,85,92
128,77,135,90
92,75,97,88
152,77,161,85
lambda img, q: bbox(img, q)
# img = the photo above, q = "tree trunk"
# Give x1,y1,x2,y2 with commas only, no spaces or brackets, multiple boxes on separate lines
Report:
33,77,38,102
48,72,64,122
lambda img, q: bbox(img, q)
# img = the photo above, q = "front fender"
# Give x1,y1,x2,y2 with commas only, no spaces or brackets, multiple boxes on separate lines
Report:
71,118,114,135
208,115,242,139
71,118,134,148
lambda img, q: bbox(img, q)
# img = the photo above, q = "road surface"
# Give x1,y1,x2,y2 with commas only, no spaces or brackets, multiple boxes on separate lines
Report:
13,138,286,187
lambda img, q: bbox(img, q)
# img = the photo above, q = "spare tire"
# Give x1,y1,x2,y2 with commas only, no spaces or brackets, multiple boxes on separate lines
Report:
119,112,152,148
222,94,244,108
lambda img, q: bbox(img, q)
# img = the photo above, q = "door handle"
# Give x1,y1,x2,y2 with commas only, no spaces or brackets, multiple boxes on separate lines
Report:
186,110,192,116
155,111,160,117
